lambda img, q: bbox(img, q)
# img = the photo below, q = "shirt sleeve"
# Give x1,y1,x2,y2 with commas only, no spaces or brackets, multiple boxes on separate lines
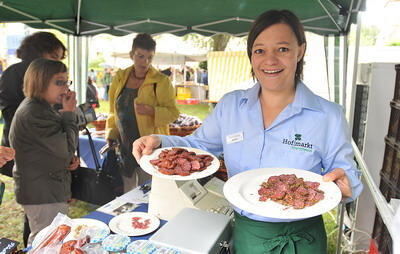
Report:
153,77,180,127
159,94,226,156
322,107,363,202
0,64,25,110
106,72,120,140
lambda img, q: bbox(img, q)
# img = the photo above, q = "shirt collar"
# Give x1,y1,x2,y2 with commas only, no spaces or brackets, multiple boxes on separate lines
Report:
239,82,260,108
123,65,159,83
293,81,322,112
239,81,322,112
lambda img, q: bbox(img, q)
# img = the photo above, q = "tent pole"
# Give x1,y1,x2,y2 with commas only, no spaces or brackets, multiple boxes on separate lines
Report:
68,35,88,104
347,13,362,131
76,0,82,35
326,35,336,102
340,34,348,111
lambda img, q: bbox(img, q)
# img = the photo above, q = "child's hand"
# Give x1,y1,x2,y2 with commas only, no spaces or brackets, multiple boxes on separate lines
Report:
60,90,77,112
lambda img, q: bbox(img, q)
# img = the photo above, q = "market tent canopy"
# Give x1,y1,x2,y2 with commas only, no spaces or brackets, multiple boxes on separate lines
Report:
111,52,207,66
0,0,365,37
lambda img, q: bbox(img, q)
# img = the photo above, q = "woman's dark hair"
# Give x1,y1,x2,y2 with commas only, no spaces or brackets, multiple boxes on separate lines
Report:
17,32,66,62
131,33,156,51
23,58,67,99
247,10,306,82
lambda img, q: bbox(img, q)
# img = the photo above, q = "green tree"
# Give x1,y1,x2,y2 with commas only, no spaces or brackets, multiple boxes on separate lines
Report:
348,25,379,46
387,42,400,46
211,34,231,51
360,26,379,46
183,33,232,51
89,53,105,70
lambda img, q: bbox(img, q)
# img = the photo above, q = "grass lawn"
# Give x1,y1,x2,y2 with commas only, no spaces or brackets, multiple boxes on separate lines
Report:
96,99,212,120
0,174,96,245
0,100,339,252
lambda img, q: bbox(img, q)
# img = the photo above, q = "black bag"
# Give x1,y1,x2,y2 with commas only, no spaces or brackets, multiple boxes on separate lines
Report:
71,128,122,205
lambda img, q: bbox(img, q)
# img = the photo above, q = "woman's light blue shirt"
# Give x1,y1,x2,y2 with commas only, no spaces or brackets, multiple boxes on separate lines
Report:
159,81,363,222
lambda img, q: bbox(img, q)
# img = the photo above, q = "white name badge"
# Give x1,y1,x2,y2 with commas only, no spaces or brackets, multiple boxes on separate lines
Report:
226,132,244,144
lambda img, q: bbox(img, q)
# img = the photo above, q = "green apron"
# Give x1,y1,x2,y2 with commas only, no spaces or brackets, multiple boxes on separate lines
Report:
233,212,327,254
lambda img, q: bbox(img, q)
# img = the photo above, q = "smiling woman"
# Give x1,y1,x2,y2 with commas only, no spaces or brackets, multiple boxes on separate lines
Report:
132,9,363,254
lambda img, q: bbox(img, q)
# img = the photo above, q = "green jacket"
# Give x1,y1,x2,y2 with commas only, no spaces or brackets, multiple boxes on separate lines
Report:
9,98,78,205
106,65,179,140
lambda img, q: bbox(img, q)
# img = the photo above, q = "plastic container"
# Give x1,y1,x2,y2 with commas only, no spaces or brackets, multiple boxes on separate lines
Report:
176,87,191,100
101,234,131,252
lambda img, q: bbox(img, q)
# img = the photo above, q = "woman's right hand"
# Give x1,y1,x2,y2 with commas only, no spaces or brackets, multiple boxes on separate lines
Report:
132,135,161,162
60,90,77,112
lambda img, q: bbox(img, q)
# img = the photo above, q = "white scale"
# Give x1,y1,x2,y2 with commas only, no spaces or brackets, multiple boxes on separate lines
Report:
148,176,233,220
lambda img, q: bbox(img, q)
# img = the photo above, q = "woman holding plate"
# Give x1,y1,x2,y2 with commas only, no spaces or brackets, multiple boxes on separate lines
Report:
133,10,363,254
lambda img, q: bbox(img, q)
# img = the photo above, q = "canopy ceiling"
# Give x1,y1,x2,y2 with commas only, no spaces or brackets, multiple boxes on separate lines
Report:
0,0,365,37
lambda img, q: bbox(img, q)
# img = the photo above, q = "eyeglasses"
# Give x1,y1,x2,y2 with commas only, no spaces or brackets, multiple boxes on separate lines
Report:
55,80,73,87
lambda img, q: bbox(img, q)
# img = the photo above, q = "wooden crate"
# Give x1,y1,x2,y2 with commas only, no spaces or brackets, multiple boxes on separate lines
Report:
388,103,400,139
372,64,400,254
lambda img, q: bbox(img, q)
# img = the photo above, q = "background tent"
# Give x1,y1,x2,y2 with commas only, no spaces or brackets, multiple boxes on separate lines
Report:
0,0,365,36
0,0,366,105
111,52,206,66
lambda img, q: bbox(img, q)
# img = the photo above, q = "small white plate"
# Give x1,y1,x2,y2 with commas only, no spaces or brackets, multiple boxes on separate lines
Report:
108,212,160,236
223,168,342,220
32,218,110,248
139,147,220,180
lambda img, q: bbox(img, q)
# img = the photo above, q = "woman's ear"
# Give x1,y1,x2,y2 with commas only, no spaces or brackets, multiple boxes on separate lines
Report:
298,43,306,62
129,50,134,60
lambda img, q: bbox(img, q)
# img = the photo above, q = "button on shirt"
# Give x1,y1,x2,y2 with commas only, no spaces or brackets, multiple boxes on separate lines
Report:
159,81,363,222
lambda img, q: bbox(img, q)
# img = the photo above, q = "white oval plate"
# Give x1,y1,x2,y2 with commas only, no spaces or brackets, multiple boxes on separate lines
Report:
139,147,220,180
32,218,110,248
108,212,160,236
223,168,342,220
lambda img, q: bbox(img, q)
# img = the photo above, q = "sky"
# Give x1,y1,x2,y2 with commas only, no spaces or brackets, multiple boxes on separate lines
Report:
362,0,400,27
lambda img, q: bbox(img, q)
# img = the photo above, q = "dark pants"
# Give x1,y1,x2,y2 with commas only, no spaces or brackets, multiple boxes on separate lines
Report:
23,214,30,247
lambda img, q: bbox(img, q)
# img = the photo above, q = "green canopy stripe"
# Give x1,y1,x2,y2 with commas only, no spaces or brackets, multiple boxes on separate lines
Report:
0,0,366,36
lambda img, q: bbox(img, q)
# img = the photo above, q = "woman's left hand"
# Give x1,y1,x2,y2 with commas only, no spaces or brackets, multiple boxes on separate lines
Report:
67,156,80,171
135,103,155,116
323,168,352,199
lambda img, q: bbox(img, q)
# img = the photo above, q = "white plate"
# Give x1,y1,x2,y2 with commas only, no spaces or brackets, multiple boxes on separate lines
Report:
223,168,342,219
32,218,110,248
139,147,220,180
108,212,160,236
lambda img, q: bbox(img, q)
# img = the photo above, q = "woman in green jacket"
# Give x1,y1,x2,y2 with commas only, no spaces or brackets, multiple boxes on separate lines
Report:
10,59,79,245
106,33,179,192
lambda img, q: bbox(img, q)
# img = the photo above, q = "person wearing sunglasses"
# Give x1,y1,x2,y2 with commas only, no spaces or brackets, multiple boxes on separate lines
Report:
9,58,79,246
